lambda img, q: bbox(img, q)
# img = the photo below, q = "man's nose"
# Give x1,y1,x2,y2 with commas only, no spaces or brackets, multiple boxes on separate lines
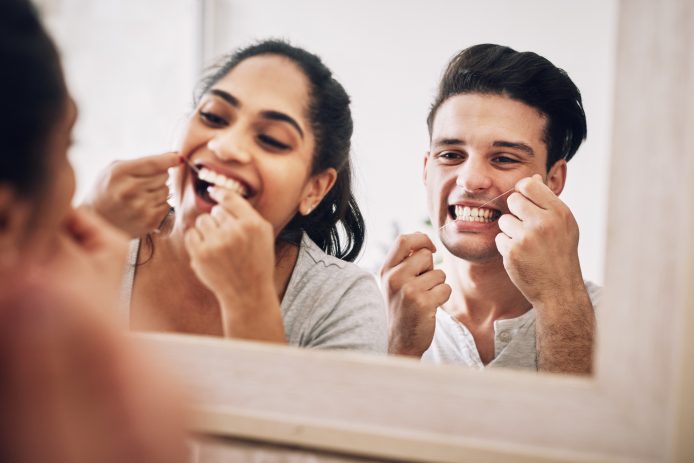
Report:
207,127,252,164
455,158,492,192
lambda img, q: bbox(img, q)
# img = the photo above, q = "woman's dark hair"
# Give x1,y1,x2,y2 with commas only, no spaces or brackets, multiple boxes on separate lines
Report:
194,40,364,261
427,44,587,169
0,0,67,196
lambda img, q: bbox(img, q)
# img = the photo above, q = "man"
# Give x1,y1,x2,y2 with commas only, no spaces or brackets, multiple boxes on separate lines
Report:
380,44,599,374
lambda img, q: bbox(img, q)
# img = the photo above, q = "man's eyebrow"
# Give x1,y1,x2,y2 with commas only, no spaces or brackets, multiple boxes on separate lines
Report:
209,88,240,107
260,110,304,139
493,140,535,156
432,137,465,148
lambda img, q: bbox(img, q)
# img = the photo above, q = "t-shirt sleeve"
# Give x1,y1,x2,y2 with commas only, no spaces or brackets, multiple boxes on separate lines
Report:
300,272,388,353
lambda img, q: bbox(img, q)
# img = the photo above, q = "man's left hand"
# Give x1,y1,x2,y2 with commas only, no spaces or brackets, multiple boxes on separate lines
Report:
495,174,584,305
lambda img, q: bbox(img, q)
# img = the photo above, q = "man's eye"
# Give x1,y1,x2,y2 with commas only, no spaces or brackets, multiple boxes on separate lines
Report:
436,151,464,162
200,111,226,126
258,134,290,150
493,155,519,164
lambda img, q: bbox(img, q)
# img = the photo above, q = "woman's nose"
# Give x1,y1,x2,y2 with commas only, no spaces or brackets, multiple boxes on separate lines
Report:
206,128,252,164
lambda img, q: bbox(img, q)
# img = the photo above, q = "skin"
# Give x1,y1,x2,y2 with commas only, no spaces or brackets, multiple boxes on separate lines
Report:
381,93,595,374
120,54,336,341
0,93,187,463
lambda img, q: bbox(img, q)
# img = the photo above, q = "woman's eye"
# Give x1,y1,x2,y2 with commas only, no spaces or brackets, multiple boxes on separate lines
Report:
200,111,226,126
258,134,290,150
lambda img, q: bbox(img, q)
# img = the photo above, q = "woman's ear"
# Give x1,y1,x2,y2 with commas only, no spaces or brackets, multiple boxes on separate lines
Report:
547,159,568,196
0,185,30,267
299,168,338,215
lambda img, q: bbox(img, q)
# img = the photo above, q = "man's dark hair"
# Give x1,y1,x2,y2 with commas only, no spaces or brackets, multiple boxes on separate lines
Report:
427,44,587,168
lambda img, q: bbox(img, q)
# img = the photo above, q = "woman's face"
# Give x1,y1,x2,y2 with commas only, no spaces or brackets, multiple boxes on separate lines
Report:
174,54,324,235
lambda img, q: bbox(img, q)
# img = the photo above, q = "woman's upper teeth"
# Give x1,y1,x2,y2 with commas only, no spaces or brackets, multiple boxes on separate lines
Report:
198,167,247,196
454,205,495,221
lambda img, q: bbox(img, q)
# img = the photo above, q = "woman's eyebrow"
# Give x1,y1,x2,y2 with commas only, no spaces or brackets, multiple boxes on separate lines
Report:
208,88,304,140
260,110,304,140
209,88,240,107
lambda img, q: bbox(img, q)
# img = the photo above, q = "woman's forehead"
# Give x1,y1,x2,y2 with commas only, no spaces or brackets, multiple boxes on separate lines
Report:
214,55,311,122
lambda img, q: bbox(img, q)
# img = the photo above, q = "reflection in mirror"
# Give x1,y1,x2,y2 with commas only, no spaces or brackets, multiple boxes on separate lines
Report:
43,0,616,374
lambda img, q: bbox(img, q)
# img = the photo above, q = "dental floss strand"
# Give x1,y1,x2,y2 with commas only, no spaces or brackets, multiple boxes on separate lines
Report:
181,155,200,175
439,187,515,231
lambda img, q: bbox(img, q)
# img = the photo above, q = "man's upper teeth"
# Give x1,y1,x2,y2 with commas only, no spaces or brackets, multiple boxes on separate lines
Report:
454,206,495,222
198,167,246,195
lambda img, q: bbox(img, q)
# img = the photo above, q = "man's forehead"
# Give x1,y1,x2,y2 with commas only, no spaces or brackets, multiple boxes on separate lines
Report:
431,93,548,145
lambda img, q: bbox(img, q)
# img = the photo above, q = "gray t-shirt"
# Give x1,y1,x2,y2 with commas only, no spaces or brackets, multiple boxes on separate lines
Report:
121,234,387,353
421,281,602,370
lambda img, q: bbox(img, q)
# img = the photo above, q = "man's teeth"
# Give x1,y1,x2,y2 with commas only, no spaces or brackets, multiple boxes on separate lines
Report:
454,206,496,223
198,167,247,196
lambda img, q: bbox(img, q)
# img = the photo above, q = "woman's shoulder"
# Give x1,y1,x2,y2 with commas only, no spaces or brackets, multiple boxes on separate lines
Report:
295,234,373,283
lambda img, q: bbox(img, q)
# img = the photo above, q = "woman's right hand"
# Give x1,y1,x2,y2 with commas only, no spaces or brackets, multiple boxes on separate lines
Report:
84,152,181,238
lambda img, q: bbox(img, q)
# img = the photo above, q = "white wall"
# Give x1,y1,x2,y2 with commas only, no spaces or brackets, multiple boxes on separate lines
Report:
38,0,198,201
208,0,617,283
39,0,616,283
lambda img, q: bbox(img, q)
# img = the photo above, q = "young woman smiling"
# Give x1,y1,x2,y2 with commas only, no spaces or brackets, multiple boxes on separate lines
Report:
89,41,387,351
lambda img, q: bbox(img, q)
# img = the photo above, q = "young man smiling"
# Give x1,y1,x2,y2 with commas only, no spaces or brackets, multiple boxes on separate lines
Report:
380,44,600,374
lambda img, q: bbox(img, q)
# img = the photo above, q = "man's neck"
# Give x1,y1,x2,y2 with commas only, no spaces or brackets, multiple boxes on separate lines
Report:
441,253,532,328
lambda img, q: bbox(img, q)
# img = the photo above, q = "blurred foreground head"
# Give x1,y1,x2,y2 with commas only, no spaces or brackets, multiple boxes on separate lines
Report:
0,1,189,461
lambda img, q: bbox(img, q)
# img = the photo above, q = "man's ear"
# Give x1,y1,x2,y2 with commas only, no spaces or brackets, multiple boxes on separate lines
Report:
0,184,30,266
299,168,338,215
547,159,568,196
423,151,430,184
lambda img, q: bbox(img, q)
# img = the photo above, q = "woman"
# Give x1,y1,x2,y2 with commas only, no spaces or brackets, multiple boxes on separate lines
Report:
0,1,187,461
89,41,387,351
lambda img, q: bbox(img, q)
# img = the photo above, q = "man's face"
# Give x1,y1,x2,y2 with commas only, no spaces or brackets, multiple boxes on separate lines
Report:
424,93,561,263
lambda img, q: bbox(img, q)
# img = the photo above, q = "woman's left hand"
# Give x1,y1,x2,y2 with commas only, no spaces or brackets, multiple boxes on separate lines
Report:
184,186,285,342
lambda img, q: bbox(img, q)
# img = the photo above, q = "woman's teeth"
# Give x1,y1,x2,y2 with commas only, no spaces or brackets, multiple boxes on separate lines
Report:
454,206,497,223
197,167,247,196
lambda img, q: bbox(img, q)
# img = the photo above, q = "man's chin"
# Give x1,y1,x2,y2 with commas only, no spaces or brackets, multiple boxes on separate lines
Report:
440,237,501,263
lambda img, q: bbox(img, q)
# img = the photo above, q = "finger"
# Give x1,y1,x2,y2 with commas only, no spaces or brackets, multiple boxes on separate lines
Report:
126,152,181,177
389,249,434,288
381,233,437,271
495,232,513,256
497,213,523,239
139,186,170,206
514,175,562,210
211,205,233,225
428,283,452,307
410,269,447,292
506,191,542,222
184,227,203,250
208,186,255,219
194,214,219,236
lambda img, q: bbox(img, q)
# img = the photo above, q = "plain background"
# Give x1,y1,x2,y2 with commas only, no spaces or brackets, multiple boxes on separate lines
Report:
41,0,617,283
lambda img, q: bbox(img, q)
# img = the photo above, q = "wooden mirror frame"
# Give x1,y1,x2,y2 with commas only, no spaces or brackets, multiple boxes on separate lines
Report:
137,1,694,461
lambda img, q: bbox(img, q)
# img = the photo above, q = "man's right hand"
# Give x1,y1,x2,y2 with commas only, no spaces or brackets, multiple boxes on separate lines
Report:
84,152,181,238
379,233,451,357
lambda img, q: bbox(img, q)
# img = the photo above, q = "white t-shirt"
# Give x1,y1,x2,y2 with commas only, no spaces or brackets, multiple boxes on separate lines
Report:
421,281,602,370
